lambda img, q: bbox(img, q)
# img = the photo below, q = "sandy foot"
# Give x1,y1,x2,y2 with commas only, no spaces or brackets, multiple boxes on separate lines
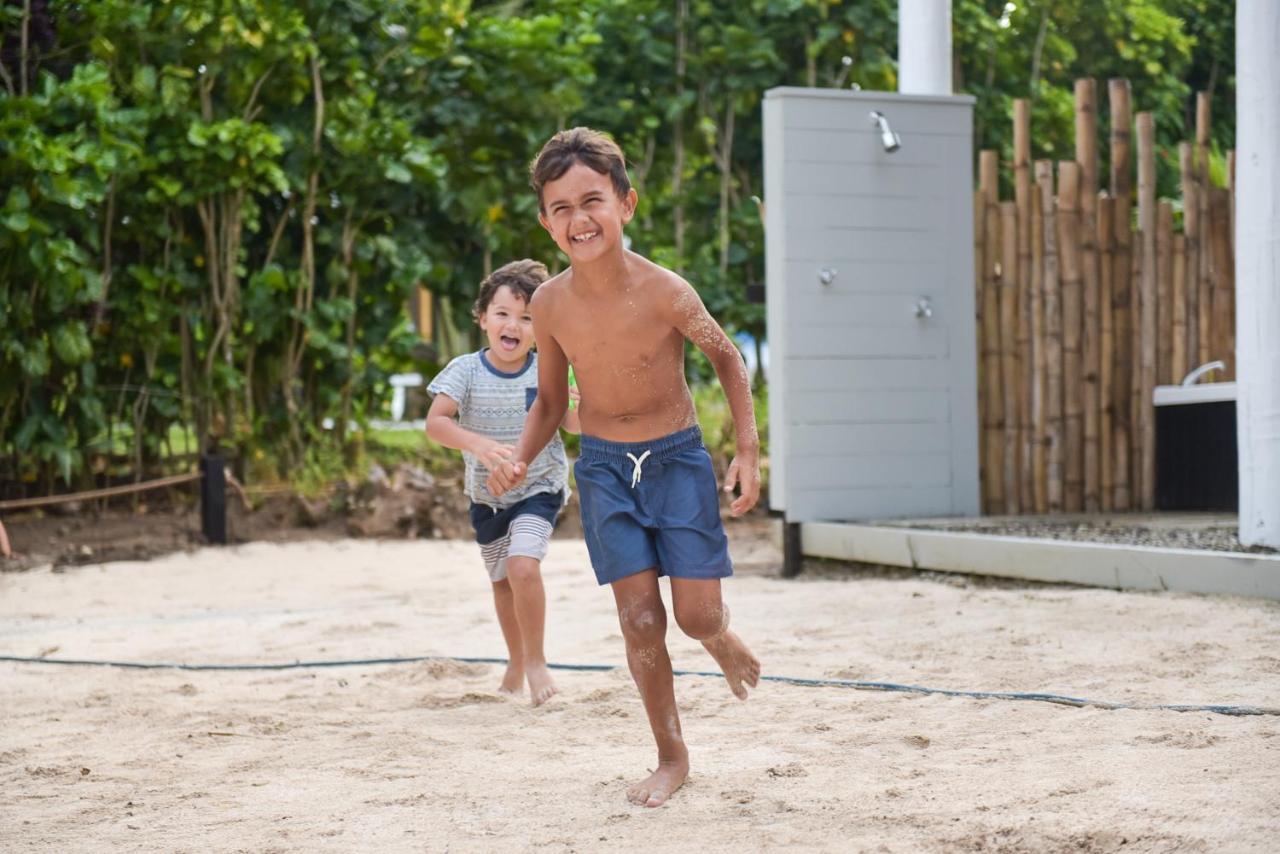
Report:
498,663,524,696
627,757,690,808
527,663,558,707
702,630,761,700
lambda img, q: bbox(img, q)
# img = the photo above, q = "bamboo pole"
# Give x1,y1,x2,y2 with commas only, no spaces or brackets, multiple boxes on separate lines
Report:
1177,143,1198,381
1030,188,1048,513
1172,232,1187,382
1136,112,1157,510
1075,80,1101,511
1130,232,1143,502
1179,142,1199,376
1000,201,1021,513
1108,79,1133,511
1014,99,1035,513
1097,195,1115,512
1037,160,1063,512
1196,92,1212,368
1209,187,1236,378
1157,202,1174,385
1228,148,1236,254
979,151,1003,513
1057,161,1084,512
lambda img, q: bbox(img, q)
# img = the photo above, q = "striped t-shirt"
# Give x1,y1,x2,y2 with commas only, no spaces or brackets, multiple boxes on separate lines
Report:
427,349,568,509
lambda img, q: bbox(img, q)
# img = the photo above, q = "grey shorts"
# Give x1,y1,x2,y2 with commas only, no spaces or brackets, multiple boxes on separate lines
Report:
476,514,554,582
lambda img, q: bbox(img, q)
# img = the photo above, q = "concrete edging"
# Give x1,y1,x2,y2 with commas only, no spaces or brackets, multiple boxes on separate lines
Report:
800,522,1280,599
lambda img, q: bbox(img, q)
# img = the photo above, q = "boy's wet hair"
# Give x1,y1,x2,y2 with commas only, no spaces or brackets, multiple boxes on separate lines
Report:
472,259,549,321
529,127,631,210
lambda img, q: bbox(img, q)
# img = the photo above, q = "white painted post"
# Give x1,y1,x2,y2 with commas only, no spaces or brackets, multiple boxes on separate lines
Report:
898,0,952,96
1236,0,1280,548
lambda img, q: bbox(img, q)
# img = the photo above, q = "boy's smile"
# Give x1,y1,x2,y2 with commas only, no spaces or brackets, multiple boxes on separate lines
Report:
479,285,535,372
539,162,636,263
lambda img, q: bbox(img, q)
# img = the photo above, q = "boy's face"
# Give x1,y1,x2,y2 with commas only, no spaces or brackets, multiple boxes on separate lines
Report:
538,161,636,264
478,285,535,368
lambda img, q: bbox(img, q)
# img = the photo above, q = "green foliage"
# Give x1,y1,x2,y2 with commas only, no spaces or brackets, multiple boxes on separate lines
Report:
1,0,1234,492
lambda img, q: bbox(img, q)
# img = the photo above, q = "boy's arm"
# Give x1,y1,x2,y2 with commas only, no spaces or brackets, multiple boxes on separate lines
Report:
488,293,570,495
425,393,513,470
670,281,761,516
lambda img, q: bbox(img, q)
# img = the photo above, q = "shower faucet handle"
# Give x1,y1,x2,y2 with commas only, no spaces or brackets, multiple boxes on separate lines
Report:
914,296,933,318
818,267,838,285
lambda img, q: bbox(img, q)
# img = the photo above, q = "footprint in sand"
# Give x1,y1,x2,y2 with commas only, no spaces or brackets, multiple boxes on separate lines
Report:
766,763,807,779
419,692,506,709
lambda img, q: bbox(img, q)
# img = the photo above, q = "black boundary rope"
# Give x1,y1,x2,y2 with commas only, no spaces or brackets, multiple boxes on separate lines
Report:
3,654,1275,717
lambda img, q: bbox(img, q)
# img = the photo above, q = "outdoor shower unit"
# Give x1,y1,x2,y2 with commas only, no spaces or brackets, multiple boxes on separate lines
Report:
762,87,980,574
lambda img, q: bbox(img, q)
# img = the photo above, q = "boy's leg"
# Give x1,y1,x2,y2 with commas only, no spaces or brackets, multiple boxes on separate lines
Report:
505,555,557,706
505,514,558,706
670,577,760,700
611,569,689,807
490,577,525,695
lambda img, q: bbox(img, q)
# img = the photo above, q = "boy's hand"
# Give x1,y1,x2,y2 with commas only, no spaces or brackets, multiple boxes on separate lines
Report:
568,387,581,409
473,439,515,471
487,459,528,497
723,453,761,517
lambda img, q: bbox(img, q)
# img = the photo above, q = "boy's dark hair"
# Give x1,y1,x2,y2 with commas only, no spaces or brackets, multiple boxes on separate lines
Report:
529,127,631,210
472,259,549,321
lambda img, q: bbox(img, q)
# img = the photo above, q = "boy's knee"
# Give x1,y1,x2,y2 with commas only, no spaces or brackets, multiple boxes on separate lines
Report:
505,555,540,584
619,601,667,645
674,601,728,641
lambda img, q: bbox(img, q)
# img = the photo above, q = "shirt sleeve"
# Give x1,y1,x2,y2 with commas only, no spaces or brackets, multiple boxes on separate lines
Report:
427,356,471,407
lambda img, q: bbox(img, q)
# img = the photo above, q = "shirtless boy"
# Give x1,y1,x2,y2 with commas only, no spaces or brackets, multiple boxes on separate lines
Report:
487,128,762,807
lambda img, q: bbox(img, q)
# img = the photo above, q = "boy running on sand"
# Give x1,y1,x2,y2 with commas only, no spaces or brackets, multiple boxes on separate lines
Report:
488,128,762,806
426,259,579,707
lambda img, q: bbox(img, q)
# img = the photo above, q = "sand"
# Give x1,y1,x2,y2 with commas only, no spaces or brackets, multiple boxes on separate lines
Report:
3,527,1279,852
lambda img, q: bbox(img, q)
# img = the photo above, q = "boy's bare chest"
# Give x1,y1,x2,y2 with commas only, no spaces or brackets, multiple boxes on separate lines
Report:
555,304,680,372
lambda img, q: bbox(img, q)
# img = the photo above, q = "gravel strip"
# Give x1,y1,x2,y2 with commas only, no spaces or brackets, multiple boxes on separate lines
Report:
900,520,1278,555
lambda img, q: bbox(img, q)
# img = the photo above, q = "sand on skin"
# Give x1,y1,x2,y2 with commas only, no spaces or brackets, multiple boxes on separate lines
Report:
2,531,1279,852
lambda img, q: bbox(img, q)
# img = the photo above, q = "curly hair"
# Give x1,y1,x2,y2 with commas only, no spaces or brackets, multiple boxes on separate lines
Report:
472,259,549,321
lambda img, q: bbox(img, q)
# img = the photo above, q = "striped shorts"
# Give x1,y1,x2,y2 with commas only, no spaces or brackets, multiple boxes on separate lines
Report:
478,514,554,582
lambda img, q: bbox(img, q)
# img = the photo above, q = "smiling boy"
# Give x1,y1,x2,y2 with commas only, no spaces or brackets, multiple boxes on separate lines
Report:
487,128,762,807
425,259,578,706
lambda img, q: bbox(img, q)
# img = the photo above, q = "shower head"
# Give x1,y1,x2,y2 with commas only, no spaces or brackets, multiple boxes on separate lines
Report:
869,110,901,153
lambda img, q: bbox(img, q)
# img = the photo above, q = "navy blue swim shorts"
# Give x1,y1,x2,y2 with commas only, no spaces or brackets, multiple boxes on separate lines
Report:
469,489,564,545
574,426,732,586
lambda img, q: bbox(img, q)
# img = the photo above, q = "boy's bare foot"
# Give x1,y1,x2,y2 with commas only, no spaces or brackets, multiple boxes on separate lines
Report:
526,663,559,707
627,757,689,808
702,631,761,700
498,664,524,696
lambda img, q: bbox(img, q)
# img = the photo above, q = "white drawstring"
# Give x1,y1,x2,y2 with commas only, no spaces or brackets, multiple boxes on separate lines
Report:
626,450,651,488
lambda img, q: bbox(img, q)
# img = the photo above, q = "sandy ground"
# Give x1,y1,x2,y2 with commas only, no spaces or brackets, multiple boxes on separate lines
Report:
3,525,1279,853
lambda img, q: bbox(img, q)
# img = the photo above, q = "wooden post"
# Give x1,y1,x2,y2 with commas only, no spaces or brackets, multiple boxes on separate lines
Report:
1108,79,1133,511
1136,113,1157,510
1037,160,1063,512
1172,233,1188,383
200,454,228,545
1179,142,1199,376
1056,161,1085,512
1014,99,1035,512
1156,202,1175,385
1000,201,1021,513
1130,235,1143,501
979,151,1003,514
782,521,803,578
1097,195,1115,511
1030,187,1048,512
1075,79,1102,511
1209,188,1236,377
1196,92,1213,367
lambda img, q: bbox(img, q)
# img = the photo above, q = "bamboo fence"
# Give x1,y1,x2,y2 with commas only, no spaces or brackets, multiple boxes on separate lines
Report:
975,80,1235,515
